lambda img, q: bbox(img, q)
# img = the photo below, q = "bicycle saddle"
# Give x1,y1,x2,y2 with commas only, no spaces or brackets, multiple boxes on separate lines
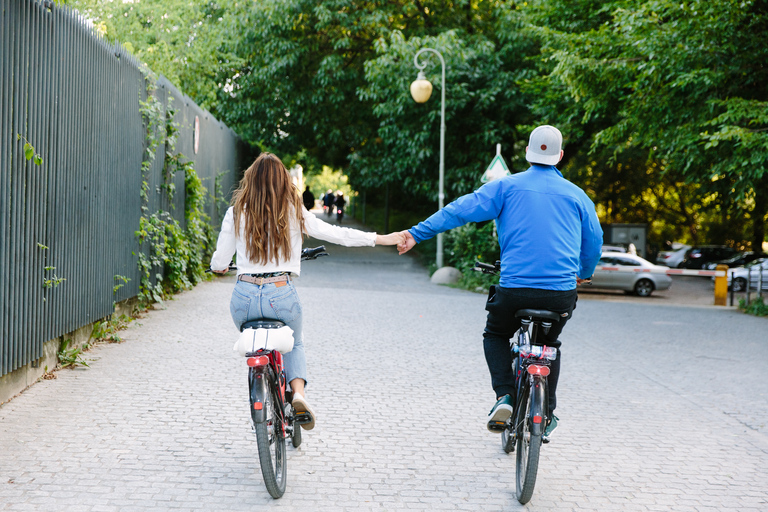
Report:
234,320,294,356
515,309,562,322
241,319,286,331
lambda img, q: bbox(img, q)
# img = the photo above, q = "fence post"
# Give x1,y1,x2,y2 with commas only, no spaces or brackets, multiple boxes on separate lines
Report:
747,266,752,304
759,265,764,300
714,265,728,306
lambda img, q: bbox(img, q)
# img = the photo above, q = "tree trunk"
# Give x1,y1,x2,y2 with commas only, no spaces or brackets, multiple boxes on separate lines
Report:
752,175,768,251
384,183,390,233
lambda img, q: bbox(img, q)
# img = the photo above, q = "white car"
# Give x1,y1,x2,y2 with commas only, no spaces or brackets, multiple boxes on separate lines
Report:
655,243,691,268
592,252,673,297
728,258,768,292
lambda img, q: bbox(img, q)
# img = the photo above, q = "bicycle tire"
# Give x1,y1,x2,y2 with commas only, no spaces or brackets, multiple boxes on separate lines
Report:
515,381,542,504
501,427,515,453
254,375,287,498
287,403,302,448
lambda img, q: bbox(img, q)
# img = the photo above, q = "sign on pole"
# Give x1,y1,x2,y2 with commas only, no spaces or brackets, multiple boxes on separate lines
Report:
481,144,510,183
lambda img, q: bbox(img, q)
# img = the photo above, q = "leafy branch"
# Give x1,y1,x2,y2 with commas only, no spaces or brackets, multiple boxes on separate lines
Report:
16,134,43,165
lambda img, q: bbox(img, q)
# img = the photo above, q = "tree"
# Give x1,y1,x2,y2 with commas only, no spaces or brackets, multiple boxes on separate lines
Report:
65,0,246,112
530,0,768,249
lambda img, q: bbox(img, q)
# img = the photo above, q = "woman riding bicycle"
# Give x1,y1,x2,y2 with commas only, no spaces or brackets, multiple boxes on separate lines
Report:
210,153,404,430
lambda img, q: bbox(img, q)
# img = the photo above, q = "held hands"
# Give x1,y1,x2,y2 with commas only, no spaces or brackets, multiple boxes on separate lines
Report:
397,230,416,255
376,231,407,246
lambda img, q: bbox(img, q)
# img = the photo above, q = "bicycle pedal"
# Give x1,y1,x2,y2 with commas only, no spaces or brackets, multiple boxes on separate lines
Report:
294,412,312,425
487,421,506,433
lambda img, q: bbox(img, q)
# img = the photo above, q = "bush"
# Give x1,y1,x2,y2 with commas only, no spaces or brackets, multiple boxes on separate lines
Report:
444,222,500,293
739,296,768,317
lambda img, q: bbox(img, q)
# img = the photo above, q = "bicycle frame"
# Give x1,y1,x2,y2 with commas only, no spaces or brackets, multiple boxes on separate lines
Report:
512,320,552,437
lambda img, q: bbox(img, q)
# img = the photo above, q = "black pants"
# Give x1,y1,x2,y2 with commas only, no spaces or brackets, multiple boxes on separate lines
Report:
483,286,578,413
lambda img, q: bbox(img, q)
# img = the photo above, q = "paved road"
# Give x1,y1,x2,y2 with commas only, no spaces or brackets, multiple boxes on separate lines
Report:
1,214,767,511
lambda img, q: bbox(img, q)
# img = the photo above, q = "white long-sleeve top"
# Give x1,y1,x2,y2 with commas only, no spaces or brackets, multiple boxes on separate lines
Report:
210,206,377,276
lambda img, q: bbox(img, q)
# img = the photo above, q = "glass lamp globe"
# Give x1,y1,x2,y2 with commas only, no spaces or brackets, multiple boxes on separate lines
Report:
410,72,433,103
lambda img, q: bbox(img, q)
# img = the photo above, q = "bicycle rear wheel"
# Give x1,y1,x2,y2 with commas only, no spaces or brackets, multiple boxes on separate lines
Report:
254,375,287,498
515,382,542,504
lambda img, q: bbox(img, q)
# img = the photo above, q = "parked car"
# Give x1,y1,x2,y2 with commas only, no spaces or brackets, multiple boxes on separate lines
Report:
602,244,627,253
727,258,768,292
655,243,691,268
679,246,739,269
704,251,768,270
591,252,672,297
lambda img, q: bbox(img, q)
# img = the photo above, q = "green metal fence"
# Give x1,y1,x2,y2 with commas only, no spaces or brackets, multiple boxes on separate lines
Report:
0,0,248,377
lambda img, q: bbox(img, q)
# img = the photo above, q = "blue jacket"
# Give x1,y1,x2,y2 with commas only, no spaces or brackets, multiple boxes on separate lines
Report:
409,164,603,290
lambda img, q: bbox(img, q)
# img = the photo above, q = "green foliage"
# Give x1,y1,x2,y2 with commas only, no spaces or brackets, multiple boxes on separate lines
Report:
77,0,768,252
65,0,246,113
91,315,132,343
305,166,354,202
113,275,130,294
57,339,89,368
136,74,213,307
445,222,500,272
738,296,768,317
443,222,500,292
526,0,768,249
16,134,43,165
356,29,524,201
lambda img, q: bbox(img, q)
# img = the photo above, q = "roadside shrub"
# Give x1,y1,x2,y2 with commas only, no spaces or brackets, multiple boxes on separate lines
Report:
739,297,768,317
444,222,500,292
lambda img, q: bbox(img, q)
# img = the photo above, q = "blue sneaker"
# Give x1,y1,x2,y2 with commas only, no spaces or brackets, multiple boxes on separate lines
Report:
487,395,514,432
542,414,558,443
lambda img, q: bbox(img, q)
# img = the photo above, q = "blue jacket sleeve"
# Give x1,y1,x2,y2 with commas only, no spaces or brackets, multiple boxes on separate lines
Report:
578,198,604,279
408,180,504,243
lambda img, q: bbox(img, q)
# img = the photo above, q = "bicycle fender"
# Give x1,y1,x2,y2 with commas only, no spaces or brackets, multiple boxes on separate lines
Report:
250,371,269,423
529,376,548,437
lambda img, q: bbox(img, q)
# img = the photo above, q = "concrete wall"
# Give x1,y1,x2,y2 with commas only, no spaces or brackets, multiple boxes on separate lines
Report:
0,298,136,405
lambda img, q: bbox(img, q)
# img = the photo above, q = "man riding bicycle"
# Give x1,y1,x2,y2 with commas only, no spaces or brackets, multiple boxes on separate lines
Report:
397,125,603,439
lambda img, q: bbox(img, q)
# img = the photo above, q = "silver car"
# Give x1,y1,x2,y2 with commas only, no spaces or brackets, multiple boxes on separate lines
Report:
728,258,768,292
655,243,691,268
591,252,673,297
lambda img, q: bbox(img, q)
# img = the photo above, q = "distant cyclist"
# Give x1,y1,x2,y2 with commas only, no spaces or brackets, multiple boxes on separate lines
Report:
210,153,404,430
398,125,603,439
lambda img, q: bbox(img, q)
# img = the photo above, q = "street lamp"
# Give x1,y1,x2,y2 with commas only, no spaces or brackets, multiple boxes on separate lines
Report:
410,48,446,268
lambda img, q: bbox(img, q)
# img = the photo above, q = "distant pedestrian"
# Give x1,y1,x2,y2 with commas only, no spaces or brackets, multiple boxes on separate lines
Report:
334,191,346,223
302,186,315,211
323,189,334,217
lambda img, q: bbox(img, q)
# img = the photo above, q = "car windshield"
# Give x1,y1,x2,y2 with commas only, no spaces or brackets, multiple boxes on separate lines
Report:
745,258,766,268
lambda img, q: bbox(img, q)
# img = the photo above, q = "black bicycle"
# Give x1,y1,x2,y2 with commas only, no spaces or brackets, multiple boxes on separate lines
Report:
474,260,563,504
208,246,328,498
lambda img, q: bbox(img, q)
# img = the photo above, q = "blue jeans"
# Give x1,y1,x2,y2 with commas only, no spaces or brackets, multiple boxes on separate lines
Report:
229,279,307,386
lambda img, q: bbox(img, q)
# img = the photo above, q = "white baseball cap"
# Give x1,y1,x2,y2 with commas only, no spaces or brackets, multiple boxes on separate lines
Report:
525,125,563,165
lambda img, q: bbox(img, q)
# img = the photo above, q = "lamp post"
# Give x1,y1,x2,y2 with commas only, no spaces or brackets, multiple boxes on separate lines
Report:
410,48,446,268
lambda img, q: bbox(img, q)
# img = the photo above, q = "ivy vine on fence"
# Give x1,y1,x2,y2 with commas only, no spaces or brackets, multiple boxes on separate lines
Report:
135,72,215,307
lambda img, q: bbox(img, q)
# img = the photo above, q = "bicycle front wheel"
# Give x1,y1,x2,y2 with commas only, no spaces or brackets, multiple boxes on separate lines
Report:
515,382,542,504
254,376,287,498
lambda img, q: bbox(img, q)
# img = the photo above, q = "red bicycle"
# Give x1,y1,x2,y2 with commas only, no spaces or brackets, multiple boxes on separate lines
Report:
211,246,327,498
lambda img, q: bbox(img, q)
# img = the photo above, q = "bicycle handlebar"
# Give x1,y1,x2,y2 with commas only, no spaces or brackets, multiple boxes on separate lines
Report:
473,260,501,274
301,246,328,261
473,260,593,285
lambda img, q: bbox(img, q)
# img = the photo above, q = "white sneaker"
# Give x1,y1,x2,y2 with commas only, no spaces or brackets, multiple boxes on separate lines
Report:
292,393,316,430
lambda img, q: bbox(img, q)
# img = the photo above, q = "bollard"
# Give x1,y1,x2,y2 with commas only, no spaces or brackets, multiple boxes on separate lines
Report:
714,265,728,306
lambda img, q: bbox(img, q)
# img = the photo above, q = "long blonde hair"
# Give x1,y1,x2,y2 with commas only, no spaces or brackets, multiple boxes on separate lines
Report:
231,153,305,265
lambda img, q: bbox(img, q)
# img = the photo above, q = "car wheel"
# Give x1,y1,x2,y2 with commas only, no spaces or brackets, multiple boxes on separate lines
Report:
732,277,747,293
634,279,654,297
